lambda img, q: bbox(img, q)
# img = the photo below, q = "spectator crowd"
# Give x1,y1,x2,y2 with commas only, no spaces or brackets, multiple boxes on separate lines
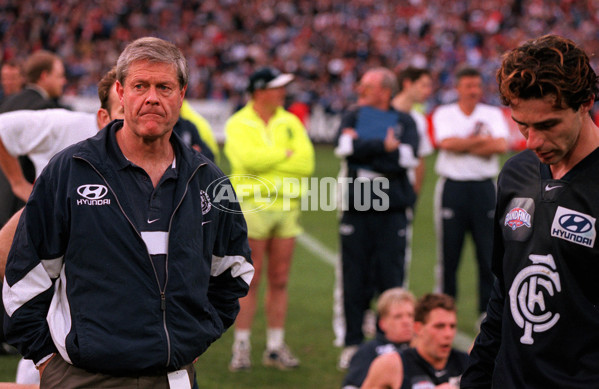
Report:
2,0,599,113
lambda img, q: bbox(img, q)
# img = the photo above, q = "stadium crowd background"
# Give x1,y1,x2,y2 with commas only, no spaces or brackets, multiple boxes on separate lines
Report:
2,0,599,117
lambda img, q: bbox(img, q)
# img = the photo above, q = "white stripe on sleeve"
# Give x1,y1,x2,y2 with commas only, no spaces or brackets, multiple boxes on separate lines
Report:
398,143,419,169
3,262,57,317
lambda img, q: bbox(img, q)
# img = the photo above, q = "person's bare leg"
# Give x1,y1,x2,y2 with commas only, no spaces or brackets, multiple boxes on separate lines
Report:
265,237,295,329
230,238,268,370
235,238,267,330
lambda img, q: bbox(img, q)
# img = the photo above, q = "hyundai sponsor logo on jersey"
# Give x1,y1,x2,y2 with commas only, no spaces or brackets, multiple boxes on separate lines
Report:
551,206,596,247
76,184,111,206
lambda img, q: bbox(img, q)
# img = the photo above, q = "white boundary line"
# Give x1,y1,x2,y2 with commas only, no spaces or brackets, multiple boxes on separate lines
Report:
296,232,474,351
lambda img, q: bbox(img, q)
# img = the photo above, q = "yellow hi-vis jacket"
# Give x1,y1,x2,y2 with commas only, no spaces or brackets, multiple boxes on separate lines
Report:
224,101,315,211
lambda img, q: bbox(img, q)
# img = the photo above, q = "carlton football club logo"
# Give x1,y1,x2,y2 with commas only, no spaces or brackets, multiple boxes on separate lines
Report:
199,190,212,215
509,254,561,345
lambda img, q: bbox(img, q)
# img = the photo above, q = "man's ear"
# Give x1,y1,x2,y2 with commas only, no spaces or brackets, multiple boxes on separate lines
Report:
413,321,423,337
96,108,110,130
378,316,388,334
580,98,594,114
116,80,124,103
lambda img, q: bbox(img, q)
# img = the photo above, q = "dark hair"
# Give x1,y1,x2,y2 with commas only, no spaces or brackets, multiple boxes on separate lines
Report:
2,58,23,71
98,67,117,111
497,34,599,110
24,50,60,84
397,66,431,92
455,66,481,81
414,293,456,324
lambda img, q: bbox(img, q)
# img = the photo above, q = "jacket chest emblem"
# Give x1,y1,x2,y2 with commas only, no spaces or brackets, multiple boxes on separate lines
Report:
76,184,111,206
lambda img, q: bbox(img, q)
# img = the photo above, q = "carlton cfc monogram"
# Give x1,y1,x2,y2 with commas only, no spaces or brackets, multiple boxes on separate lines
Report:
509,254,561,345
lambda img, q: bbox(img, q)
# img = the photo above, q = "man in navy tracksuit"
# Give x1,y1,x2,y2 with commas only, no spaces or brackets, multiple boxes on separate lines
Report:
334,67,419,369
3,37,254,388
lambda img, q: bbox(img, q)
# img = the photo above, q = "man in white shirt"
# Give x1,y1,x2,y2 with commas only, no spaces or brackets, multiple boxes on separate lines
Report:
0,68,123,203
432,66,508,321
0,68,122,386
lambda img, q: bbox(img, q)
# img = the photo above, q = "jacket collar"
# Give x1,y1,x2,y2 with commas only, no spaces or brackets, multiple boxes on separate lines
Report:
76,119,205,177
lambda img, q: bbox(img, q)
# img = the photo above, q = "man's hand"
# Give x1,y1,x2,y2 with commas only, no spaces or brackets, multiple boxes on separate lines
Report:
341,128,358,139
384,127,400,152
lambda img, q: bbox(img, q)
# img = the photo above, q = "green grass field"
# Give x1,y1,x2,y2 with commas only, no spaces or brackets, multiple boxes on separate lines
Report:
0,144,501,387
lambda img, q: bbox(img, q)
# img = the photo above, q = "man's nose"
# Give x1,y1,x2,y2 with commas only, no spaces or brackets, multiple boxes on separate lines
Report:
145,86,160,104
526,128,543,150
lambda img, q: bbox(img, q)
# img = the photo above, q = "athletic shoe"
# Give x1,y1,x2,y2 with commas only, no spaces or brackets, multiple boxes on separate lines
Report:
337,345,359,371
262,344,300,370
229,340,251,372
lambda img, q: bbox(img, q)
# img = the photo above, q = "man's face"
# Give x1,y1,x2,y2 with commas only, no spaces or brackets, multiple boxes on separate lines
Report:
379,300,415,344
357,71,388,108
415,308,457,364
255,86,286,110
409,74,433,104
510,95,589,165
1,64,23,95
117,60,185,141
41,59,66,98
456,75,482,107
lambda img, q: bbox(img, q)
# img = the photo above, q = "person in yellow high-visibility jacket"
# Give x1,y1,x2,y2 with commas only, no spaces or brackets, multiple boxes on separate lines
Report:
224,67,314,372
180,99,220,162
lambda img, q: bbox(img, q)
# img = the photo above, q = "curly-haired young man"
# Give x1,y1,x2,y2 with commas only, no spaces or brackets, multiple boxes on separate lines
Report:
462,34,599,388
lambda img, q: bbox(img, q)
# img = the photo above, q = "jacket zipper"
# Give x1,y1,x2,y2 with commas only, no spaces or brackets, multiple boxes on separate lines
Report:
75,157,205,367
162,162,204,366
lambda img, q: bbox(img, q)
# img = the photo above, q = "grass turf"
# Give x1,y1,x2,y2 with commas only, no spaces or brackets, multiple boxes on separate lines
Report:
0,144,506,387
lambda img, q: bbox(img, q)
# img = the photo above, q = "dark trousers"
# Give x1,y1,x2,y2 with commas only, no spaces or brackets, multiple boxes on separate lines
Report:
435,178,495,313
340,211,408,346
41,353,195,389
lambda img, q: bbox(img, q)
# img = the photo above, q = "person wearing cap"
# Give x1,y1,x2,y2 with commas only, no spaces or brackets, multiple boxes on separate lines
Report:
224,67,315,371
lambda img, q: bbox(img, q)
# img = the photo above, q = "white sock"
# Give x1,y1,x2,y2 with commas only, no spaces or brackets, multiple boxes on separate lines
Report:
266,328,284,350
234,329,251,346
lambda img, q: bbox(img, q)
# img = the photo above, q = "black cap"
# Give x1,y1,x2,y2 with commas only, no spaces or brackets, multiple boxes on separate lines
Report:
247,67,294,93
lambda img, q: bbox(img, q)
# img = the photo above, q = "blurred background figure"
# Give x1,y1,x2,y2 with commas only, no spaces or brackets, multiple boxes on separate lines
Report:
0,50,68,360
0,60,24,105
334,67,419,370
225,67,314,372
361,293,468,389
180,99,220,162
432,66,509,326
0,50,67,113
392,66,435,196
341,288,415,389
0,50,68,226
